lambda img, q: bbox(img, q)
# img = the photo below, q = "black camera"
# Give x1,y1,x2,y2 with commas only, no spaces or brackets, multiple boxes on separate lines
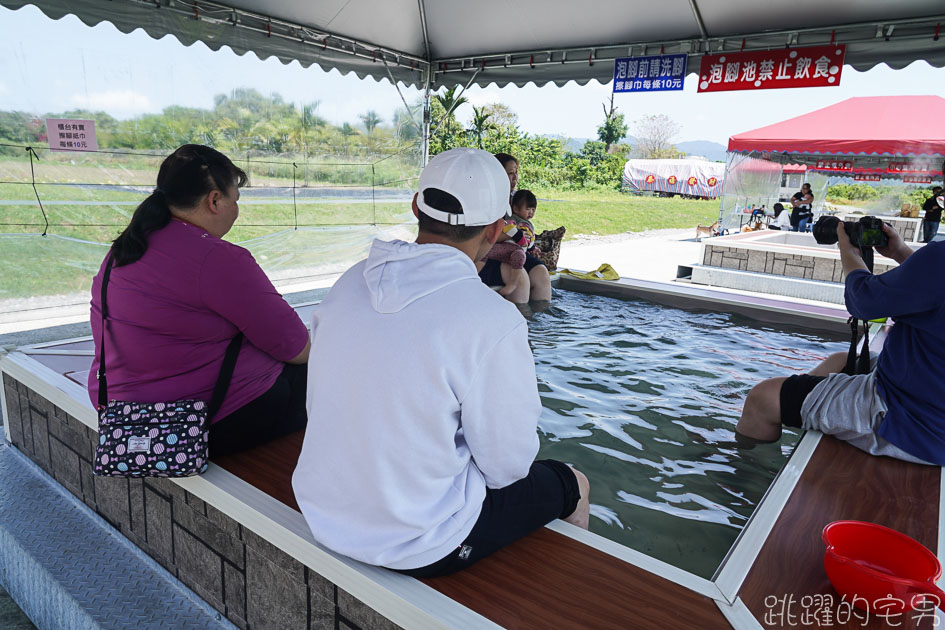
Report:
812,215,889,249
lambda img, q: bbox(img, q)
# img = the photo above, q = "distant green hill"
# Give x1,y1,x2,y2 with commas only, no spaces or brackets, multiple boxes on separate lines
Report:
675,141,727,162
542,135,727,161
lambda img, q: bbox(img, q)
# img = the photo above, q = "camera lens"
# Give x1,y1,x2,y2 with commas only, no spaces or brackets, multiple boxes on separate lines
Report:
812,216,840,245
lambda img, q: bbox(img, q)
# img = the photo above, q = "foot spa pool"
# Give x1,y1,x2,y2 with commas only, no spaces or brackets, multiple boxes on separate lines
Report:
529,288,846,578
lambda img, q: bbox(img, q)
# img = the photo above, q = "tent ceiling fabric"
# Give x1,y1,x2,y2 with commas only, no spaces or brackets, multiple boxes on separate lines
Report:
3,0,945,89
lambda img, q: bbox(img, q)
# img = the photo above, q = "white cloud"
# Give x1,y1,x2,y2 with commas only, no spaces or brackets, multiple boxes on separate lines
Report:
465,89,503,107
69,90,154,115
0,81,7,94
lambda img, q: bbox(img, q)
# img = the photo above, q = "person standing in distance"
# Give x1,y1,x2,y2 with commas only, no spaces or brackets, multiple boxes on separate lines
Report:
921,186,943,243
790,183,815,232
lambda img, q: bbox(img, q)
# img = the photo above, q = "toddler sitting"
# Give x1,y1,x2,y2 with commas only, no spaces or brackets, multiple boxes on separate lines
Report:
483,190,539,269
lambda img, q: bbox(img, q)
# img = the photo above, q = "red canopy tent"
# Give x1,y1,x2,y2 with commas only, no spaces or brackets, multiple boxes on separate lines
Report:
728,96,945,180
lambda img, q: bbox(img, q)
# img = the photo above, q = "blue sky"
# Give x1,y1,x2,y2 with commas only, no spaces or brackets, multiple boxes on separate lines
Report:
1,3,943,146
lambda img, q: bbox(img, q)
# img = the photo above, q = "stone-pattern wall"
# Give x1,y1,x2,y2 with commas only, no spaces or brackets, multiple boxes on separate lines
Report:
2,373,402,630
888,218,918,243
842,216,918,243
702,245,894,282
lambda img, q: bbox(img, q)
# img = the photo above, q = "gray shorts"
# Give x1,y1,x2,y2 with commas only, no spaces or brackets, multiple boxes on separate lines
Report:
800,370,932,465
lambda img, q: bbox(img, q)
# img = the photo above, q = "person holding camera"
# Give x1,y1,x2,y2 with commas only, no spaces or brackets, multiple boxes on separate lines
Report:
736,219,945,466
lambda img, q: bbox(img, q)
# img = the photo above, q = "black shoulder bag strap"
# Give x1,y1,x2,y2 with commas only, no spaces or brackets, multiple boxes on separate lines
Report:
97,253,243,420
843,248,875,376
207,334,243,420
843,317,871,376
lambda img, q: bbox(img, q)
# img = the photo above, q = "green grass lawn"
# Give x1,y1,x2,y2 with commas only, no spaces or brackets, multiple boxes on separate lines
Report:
0,181,720,302
0,181,414,243
530,189,720,237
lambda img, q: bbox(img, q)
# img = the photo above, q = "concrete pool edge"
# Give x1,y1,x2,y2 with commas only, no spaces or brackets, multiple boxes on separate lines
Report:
712,431,822,602
2,278,928,629
0,350,500,630
0,344,727,603
553,273,852,334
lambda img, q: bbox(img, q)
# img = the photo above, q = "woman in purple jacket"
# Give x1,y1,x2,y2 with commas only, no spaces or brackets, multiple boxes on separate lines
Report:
88,145,310,456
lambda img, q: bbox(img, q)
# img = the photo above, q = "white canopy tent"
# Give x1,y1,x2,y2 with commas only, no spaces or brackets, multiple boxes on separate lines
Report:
4,0,945,158
3,0,943,89
0,0,945,150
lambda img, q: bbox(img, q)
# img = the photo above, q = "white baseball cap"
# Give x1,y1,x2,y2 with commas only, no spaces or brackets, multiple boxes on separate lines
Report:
416,148,511,226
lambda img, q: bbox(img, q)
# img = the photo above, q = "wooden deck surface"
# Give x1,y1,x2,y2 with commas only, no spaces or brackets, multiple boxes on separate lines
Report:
213,430,730,630
739,435,940,629
20,333,945,629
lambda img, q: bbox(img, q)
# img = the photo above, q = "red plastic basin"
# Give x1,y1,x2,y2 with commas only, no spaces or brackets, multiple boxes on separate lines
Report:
822,520,945,613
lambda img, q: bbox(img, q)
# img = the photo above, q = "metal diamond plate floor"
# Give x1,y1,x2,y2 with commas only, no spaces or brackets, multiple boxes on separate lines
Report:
0,441,236,630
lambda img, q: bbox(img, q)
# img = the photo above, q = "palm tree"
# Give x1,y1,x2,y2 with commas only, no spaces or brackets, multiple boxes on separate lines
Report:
467,106,494,149
249,120,278,152
359,110,382,134
301,101,325,129
341,122,357,156
434,86,468,134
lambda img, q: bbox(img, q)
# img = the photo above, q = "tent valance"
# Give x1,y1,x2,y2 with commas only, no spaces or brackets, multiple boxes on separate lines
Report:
3,0,944,90
728,96,945,177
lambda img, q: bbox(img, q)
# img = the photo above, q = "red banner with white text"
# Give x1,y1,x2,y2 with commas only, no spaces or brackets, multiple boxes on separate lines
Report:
698,45,845,93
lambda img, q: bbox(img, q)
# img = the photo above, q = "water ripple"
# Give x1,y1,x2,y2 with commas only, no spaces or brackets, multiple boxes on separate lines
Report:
529,289,845,578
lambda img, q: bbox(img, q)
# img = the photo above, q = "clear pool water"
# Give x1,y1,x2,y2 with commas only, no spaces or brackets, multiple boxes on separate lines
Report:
529,290,845,578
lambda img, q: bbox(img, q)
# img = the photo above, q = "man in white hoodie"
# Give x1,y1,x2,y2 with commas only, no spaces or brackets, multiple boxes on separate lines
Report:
293,148,589,578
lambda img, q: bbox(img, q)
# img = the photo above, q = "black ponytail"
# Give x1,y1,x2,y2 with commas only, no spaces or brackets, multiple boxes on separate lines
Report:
110,191,172,267
110,144,248,267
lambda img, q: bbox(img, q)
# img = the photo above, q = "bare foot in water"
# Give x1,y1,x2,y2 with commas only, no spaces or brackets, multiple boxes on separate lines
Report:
529,299,551,314
564,466,590,529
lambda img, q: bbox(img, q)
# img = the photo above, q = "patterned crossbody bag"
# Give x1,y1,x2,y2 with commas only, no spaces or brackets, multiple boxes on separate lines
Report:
93,254,243,477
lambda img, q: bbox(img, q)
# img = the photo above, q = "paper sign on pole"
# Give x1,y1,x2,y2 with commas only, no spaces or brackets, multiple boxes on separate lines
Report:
697,45,845,93
46,118,98,152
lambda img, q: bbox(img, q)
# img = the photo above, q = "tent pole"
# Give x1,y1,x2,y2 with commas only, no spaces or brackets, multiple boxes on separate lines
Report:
418,0,433,167
717,151,730,230
421,73,432,167
382,59,424,140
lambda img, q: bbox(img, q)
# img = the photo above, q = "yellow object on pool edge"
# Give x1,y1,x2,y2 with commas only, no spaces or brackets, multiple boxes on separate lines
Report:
556,264,620,281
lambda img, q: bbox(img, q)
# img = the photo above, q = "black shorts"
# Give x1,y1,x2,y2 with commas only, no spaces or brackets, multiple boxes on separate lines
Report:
779,374,826,428
523,252,545,273
395,459,581,579
209,363,308,457
478,255,546,287
478,258,505,287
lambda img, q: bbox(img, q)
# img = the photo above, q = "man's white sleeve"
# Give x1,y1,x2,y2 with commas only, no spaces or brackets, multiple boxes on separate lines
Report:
460,321,542,489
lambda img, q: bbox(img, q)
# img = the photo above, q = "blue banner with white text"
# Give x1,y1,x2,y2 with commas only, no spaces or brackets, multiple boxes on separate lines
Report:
613,54,687,93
